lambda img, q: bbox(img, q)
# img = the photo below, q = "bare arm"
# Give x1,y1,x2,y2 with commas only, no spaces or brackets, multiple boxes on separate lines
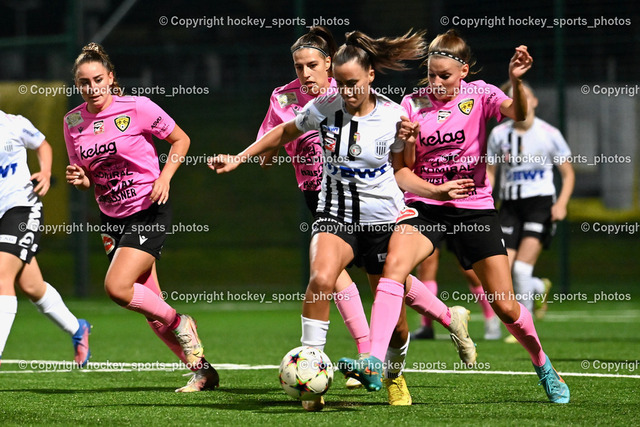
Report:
392,152,474,201
150,124,191,205
499,46,533,121
486,163,498,191
31,139,52,196
551,161,575,221
209,120,303,173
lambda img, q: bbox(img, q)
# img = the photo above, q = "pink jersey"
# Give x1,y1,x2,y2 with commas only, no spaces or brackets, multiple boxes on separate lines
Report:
401,80,510,209
64,96,175,218
258,78,337,192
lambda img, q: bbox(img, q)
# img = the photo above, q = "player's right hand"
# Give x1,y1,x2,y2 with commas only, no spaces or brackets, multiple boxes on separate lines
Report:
65,164,86,186
208,154,242,174
397,116,420,144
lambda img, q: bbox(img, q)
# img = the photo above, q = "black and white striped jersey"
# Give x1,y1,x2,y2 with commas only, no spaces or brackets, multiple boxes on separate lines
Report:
294,92,405,224
488,117,571,201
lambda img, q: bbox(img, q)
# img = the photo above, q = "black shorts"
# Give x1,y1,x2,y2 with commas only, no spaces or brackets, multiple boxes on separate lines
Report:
99,202,172,261
499,196,555,250
397,202,507,270
0,203,43,263
311,215,393,275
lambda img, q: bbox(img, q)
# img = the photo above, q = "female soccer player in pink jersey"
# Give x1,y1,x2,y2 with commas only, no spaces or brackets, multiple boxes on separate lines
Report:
0,111,90,368
212,30,476,409
64,43,217,392
344,29,569,404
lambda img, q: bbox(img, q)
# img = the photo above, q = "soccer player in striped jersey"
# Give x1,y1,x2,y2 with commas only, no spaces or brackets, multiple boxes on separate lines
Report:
211,30,476,409
64,43,217,392
347,29,569,404
487,82,574,324
257,27,371,391
0,111,91,368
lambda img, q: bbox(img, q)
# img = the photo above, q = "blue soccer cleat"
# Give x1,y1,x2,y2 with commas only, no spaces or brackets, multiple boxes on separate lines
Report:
72,319,91,368
337,355,383,392
534,354,570,403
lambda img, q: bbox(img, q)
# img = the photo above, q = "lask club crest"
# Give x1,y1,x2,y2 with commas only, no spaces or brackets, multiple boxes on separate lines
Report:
114,115,131,132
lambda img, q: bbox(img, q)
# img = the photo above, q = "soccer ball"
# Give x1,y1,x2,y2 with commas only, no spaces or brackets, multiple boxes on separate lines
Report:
278,346,333,400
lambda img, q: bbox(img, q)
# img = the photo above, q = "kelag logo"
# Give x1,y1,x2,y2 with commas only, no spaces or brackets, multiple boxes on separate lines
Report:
80,141,117,160
419,129,465,146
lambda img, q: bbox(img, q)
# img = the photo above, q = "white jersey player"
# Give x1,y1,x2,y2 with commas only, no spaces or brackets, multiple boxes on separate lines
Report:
0,111,91,368
487,82,575,320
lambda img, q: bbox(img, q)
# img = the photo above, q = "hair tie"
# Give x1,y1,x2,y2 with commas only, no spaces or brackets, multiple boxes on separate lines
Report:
428,50,466,65
292,45,328,57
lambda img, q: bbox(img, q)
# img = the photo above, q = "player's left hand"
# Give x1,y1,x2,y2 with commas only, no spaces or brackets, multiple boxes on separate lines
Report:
30,171,51,197
551,203,567,222
150,176,170,205
509,45,533,80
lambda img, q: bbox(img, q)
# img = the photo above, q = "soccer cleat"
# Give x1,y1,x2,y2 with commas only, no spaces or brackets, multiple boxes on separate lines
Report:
410,325,434,340
72,319,91,367
484,315,502,340
533,354,570,403
447,306,477,366
384,375,412,405
345,352,368,389
172,314,204,366
337,356,383,392
534,278,553,320
301,395,325,411
175,358,219,392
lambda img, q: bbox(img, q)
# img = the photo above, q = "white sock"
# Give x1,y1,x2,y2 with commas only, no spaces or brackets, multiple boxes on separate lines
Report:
0,296,18,357
385,334,410,379
300,315,330,351
531,277,546,294
32,282,79,336
512,261,535,314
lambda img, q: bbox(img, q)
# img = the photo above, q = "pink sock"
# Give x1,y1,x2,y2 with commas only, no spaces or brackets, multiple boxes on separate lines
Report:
469,285,495,320
334,283,370,354
147,319,197,370
504,302,546,366
405,275,451,328
369,278,405,361
420,280,437,327
126,283,177,325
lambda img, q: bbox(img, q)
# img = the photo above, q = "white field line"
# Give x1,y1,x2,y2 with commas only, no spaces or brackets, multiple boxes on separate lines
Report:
1,360,639,379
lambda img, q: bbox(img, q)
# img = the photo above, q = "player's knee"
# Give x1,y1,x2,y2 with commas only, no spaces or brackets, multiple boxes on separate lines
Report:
382,252,410,281
104,278,133,306
308,270,336,294
0,277,15,294
491,299,520,324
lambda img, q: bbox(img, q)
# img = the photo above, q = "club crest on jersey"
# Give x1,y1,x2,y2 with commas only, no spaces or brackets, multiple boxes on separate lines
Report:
374,138,390,159
396,207,418,223
278,92,298,108
349,144,362,157
437,110,452,123
101,233,116,255
93,120,105,135
65,112,84,128
458,98,474,115
114,115,131,132
411,96,432,110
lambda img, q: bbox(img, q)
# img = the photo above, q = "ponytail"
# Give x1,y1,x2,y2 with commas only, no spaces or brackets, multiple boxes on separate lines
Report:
333,29,427,74
72,42,122,95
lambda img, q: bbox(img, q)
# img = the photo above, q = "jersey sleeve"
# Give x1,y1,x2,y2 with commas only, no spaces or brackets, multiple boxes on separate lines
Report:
63,116,81,165
400,95,415,121
136,97,176,139
550,127,572,164
294,98,324,133
13,115,45,149
257,92,284,139
482,83,510,122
